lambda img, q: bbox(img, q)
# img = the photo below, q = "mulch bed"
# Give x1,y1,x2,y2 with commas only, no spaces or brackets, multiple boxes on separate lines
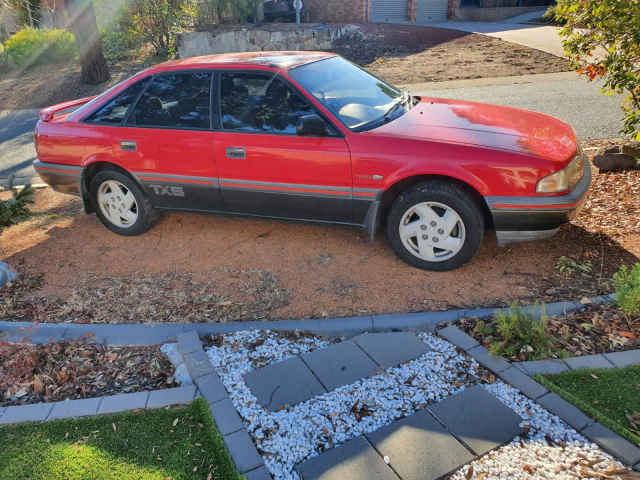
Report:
460,302,640,362
0,270,290,324
0,340,178,407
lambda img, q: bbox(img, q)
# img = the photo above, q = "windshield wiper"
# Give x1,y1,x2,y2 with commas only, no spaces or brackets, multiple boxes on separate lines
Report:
382,91,412,122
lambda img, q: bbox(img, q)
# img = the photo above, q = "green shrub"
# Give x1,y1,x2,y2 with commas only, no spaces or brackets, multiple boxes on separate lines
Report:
613,263,640,317
4,27,76,67
542,5,566,25
101,29,132,62
489,303,563,361
0,183,35,228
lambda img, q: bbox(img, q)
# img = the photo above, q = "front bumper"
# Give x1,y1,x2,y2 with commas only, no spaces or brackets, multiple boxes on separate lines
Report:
33,159,82,196
486,158,592,246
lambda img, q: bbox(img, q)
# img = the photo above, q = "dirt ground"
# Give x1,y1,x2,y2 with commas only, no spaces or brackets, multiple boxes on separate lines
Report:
331,24,570,86
0,25,569,110
1,141,638,324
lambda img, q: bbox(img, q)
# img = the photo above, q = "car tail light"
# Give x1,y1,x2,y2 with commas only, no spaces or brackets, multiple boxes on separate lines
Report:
536,151,585,194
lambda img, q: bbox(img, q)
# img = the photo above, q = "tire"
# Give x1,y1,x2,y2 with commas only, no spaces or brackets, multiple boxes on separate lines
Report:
386,181,484,271
89,169,158,236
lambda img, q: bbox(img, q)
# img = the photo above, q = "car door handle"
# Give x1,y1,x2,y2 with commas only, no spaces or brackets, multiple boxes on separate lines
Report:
226,147,246,160
120,140,137,151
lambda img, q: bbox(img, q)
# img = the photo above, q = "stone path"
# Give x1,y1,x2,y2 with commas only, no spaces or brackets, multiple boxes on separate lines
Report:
244,332,429,410
297,386,521,480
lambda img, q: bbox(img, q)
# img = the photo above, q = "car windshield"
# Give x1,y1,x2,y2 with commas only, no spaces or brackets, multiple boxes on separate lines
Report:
288,56,410,131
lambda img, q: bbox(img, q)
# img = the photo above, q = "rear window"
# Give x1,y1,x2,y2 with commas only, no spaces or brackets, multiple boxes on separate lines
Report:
85,78,150,125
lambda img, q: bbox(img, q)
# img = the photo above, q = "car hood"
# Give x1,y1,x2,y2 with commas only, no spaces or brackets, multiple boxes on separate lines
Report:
368,97,577,164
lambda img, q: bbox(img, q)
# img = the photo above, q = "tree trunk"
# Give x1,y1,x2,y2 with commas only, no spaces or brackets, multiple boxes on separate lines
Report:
65,0,109,85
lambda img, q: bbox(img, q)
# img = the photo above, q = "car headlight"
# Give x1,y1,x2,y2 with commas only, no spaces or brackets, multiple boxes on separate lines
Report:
536,151,585,193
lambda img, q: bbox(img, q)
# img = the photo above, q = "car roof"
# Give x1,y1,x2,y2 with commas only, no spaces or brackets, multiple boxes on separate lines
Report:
148,51,337,72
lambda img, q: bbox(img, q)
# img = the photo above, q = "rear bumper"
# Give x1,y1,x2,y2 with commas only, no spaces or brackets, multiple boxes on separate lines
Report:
486,158,592,246
33,159,82,196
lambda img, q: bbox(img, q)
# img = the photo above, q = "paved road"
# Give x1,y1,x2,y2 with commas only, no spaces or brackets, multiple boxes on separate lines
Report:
408,72,623,140
0,72,624,188
0,109,39,187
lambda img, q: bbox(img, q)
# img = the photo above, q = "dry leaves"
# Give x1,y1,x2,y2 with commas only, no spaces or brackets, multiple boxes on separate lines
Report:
0,340,177,406
1,270,290,324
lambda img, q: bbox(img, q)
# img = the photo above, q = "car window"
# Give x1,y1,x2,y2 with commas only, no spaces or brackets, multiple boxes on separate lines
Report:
85,78,150,124
220,72,328,135
127,72,212,129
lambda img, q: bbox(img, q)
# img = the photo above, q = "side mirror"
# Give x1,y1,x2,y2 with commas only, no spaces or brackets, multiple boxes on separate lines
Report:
297,114,328,137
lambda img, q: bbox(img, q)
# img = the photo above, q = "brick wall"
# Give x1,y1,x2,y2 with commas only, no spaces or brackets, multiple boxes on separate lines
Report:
305,0,369,23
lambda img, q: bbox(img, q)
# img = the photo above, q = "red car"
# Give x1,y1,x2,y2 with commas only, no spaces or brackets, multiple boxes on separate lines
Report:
34,52,590,271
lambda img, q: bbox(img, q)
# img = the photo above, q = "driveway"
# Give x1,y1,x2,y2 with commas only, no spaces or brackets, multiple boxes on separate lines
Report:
0,109,39,188
426,10,566,58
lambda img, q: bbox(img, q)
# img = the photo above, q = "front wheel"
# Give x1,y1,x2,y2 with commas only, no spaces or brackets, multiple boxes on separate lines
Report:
387,181,485,271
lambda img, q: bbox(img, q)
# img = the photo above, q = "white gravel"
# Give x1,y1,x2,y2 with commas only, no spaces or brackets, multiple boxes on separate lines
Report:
206,331,479,479
204,331,630,480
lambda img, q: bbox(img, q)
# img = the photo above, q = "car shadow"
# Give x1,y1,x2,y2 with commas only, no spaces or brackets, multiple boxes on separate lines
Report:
1,198,637,323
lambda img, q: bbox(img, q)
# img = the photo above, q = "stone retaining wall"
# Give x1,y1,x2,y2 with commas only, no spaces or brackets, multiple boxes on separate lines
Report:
177,23,362,59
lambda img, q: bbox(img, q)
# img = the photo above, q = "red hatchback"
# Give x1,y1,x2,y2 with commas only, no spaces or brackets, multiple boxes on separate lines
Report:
34,52,590,271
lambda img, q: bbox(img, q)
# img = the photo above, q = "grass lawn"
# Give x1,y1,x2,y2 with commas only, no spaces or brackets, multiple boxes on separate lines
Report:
536,365,640,446
0,398,242,480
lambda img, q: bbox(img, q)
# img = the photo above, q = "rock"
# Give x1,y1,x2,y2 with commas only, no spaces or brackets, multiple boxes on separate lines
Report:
0,262,18,288
622,141,640,159
593,152,637,171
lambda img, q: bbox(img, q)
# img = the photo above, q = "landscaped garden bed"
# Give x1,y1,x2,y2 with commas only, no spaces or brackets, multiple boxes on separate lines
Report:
0,340,177,407
199,328,633,479
460,301,639,362
536,366,640,448
0,398,240,480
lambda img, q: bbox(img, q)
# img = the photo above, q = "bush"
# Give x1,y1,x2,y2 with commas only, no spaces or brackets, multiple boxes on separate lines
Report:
101,29,132,62
126,0,198,57
613,263,640,317
0,183,35,228
4,27,76,67
488,303,563,361
555,0,640,139
542,5,566,25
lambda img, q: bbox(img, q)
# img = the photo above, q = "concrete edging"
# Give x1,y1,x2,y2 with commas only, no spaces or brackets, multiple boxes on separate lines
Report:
438,325,640,469
0,294,616,346
0,385,198,426
176,330,269,479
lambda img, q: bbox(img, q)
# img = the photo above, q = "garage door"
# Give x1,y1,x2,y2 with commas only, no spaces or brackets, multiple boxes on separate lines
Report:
417,0,448,22
371,0,408,23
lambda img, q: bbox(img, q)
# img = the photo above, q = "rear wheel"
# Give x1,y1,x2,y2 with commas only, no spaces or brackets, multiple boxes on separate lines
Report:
387,181,484,271
90,169,158,236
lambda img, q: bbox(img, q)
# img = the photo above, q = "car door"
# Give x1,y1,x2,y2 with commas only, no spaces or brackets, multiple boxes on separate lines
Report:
213,70,353,223
93,70,221,211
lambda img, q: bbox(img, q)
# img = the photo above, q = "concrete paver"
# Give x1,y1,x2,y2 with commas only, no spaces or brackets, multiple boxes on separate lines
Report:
244,356,326,410
297,436,397,480
353,332,430,368
429,385,522,456
301,341,378,391
366,410,474,480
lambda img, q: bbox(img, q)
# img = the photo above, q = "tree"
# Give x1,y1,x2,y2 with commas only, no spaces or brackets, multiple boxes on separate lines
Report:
555,0,640,139
65,0,109,84
127,0,197,57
